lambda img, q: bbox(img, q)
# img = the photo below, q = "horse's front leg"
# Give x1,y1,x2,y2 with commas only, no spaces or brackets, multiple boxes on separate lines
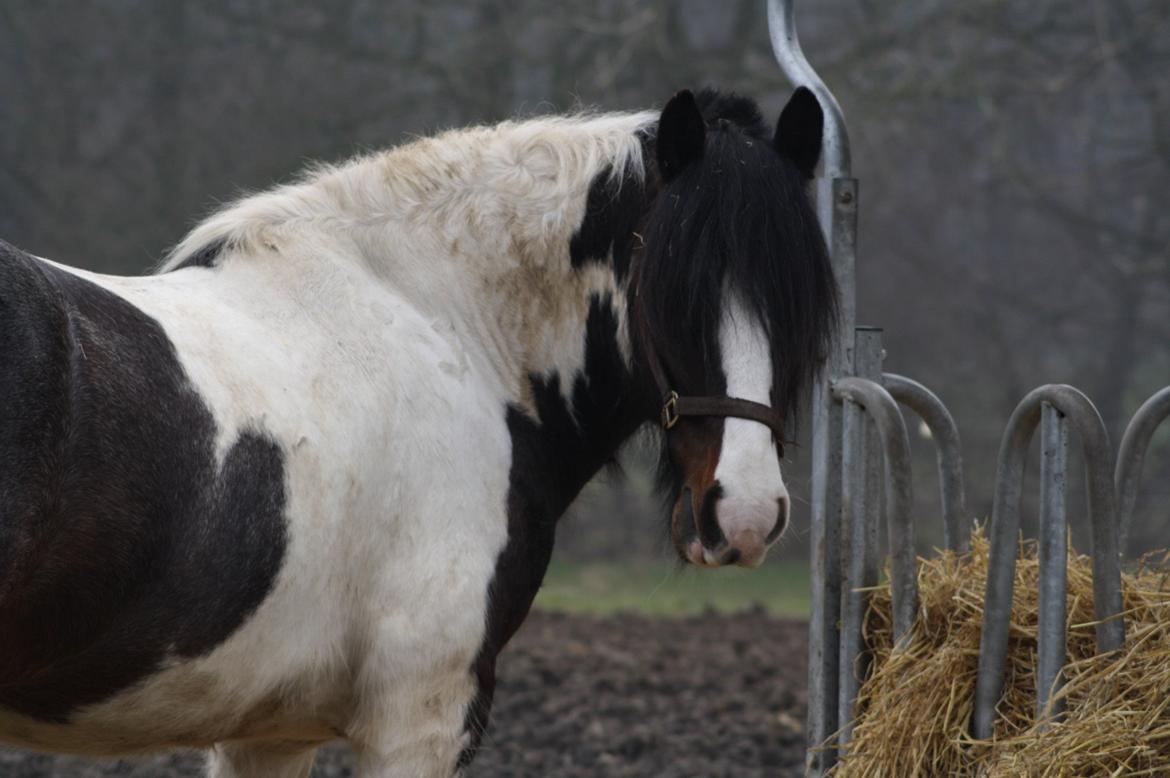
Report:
346,403,524,776
348,647,491,778
207,741,318,778
346,535,505,777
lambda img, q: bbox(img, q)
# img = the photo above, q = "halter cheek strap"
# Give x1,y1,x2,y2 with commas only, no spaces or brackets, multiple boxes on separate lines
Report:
642,335,787,442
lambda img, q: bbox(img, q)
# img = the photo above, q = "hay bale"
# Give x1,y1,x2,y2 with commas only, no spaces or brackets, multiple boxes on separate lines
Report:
832,528,1170,777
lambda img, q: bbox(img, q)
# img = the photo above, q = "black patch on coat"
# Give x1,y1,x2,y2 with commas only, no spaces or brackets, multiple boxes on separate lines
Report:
0,240,287,722
459,296,651,768
568,166,648,282
167,238,226,270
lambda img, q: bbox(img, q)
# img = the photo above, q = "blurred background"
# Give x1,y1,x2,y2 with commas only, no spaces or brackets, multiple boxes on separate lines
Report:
2,0,1168,616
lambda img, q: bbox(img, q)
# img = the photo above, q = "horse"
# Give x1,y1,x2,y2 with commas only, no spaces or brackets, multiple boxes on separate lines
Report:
0,86,837,776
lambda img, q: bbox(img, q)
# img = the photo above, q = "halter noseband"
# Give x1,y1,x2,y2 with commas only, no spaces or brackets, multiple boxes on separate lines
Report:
642,335,787,442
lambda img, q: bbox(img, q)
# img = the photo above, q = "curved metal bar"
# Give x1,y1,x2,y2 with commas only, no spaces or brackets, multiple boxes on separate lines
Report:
832,377,919,642
1116,386,1170,553
767,0,851,178
883,373,969,553
972,385,1125,740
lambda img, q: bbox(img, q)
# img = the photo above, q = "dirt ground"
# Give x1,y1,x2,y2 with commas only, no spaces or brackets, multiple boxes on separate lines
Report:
0,610,808,777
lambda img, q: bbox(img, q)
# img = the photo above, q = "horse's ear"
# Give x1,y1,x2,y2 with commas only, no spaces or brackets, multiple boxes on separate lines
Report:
773,86,823,180
657,90,706,181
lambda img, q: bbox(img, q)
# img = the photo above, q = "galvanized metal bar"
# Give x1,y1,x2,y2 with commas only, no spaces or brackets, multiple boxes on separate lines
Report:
803,174,859,774
973,385,1125,740
837,396,864,749
767,0,851,179
837,329,884,748
883,373,969,552
1036,402,1068,723
806,377,844,774
768,3,856,772
857,341,885,599
832,377,919,643
1116,386,1170,553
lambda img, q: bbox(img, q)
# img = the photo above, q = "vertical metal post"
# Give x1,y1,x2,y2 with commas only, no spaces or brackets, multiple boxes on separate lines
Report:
860,345,884,623
837,328,883,748
803,187,854,775
1037,403,1068,722
767,3,855,772
837,397,862,747
807,175,857,773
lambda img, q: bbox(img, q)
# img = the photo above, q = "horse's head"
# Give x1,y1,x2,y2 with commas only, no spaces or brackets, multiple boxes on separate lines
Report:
633,87,837,569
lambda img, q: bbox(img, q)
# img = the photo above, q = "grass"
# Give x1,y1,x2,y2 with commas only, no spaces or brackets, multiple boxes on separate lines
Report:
533,557,810,618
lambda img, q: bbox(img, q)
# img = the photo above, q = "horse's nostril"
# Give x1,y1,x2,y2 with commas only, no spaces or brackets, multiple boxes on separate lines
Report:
767,495,791,544
698,483,726,550
723,548,742,565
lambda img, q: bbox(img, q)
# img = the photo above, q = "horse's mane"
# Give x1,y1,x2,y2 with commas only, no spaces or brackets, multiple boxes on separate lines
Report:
160,110,657,272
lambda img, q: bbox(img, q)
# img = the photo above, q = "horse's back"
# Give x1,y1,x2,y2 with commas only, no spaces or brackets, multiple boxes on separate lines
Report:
0,241,290,736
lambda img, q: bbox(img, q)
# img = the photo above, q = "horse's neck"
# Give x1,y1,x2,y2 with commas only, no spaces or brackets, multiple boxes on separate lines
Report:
168,114,658,505
347,117,655,428
354,119,655,513
319,118,655,512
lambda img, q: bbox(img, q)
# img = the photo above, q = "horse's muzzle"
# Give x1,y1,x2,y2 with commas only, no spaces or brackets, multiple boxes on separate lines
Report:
673,484,789,568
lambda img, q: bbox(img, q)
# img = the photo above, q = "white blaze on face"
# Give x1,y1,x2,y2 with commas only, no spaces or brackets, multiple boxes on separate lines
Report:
711,296,790,567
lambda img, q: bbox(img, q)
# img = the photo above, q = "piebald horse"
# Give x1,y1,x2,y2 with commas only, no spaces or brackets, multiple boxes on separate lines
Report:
0,88,836,776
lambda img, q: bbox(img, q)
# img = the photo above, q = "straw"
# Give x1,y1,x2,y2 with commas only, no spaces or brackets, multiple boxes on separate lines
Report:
831,526,1170,777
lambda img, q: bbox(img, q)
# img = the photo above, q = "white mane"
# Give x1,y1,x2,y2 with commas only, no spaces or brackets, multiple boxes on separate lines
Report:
161,110,657,272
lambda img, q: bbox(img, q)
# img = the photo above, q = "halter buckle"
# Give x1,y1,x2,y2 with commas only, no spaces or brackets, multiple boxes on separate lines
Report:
661,391,680,429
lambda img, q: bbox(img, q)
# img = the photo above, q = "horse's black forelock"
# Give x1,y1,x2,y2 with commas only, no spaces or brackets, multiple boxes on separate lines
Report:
632,90,839,441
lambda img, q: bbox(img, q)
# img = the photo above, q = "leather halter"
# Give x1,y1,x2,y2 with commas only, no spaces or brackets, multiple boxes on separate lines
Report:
642,334,787,442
